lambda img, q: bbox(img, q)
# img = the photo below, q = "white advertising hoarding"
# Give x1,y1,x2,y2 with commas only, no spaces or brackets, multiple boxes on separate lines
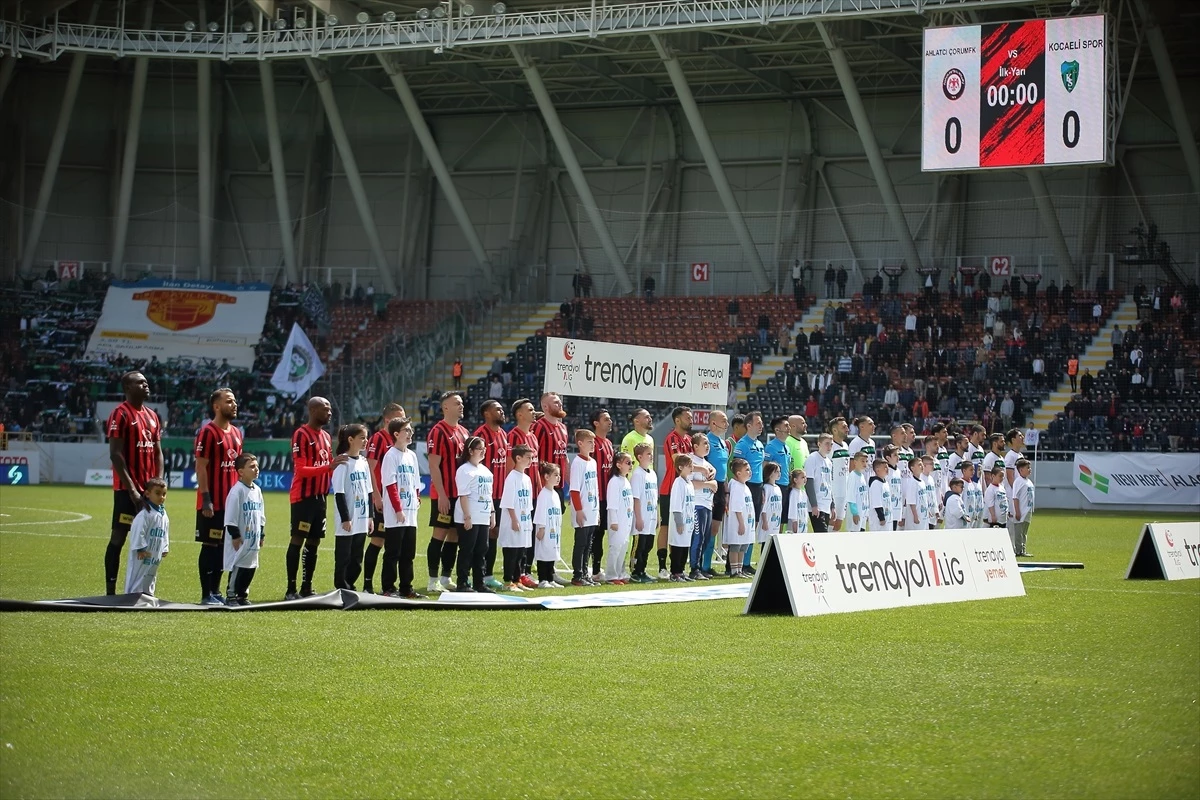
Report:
85,279,272,369
542,337,730,406
745,529,1025,617
1073,453,1200,506
1126,522,1200,581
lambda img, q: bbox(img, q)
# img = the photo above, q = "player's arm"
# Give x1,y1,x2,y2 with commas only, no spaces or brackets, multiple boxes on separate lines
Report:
195,456,213,515
109,430,140,504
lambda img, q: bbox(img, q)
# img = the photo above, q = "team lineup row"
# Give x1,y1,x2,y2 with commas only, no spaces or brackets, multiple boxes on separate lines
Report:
98,372,1036,604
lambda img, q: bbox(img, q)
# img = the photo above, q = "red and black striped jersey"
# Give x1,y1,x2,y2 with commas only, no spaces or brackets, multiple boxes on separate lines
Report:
367,427,393,491
533,417,568,478
508,426,540,495
473,423,510,500
593,435,614,499
106,401,161,492
194,422,243,511
426,420,467,500
290,425,333,502
660,429,694,495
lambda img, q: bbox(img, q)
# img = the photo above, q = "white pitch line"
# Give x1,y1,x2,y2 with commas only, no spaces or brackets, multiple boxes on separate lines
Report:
0,507,93,526
1026,585,1199,597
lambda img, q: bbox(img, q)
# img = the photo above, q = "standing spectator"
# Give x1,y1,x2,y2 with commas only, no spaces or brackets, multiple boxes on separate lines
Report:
778,323,790,357
1092,300,1103,327
1066,354,1079,393
581,271,592,297
836,265,848,298
792,260,804,309
643,275,656,304
727,298,740,328
1045,280,1059,313
809,327,823,363
740,357,753,391
451,358,463,390
794,327,808,363
1111,324,1124,359
824,264,836,298
757,313,771,346
572,269,583,297
834,303,847,338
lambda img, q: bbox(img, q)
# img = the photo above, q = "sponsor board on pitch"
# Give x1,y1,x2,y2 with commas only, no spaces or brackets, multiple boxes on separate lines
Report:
0,453,40,484
542,337,730,406
1126,522,1200,581
1074,453,1200,506
745,528,1025,617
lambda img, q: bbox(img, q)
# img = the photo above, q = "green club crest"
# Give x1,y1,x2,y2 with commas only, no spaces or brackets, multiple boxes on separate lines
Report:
1060,60,1080,93
288,347,311,381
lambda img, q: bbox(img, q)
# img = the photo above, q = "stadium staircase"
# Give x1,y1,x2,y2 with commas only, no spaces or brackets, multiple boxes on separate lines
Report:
403,302,559,414
1029,295,1138,431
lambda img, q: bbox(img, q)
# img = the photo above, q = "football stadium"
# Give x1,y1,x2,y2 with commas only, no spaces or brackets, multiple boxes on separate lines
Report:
0,0,1197,797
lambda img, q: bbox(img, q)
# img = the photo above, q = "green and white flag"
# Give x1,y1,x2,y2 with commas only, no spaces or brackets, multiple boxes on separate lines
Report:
271,323,325,397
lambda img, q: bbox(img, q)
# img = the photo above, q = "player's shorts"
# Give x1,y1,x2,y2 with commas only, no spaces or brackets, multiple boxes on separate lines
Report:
195,510,226,546
659,496,672,527
111,490,138,532
711,483,727,522
372,507,386,536
290,495,328,539
429,498,455,529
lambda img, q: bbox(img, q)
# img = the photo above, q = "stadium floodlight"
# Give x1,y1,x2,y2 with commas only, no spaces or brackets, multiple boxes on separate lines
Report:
207,21,219,32
326,14,339,26
461,4,475,16
432,6,446,19
295,16,307,29
383,10,397,22
356,11,370,24
416,8,429,19
183,20,196,32
274,17,287,30
492,3,506,14
241,20,254,32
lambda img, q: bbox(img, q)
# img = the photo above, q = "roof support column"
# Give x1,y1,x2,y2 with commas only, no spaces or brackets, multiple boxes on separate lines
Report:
651,34,770,293
19,4,96,275
196,55,214,279
1026,169,1076,285
1137,0,1200,197
258,60,298,284
112,1,154,275
510,44,633,295
377,54,493,289
817,22,923,273
0,56,16,109
305,58,396,295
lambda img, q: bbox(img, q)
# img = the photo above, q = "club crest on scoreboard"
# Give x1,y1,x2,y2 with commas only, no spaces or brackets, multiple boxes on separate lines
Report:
1060,60,1079,92
942,68,965,100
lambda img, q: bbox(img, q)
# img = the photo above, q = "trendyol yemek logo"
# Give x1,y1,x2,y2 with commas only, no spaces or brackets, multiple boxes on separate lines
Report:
1077,463,1110,494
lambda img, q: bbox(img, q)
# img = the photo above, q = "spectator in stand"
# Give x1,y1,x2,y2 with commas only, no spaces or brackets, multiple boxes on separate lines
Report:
1111,324,1124,359
836,265,848,298
824,265,836,299
1045,280,1058,313
792,260,804,310
643,275,656,304
727,298,740,328
740,357,753,391
451,358,464,390
834,304,847,338
809,327,824,364
794,327,808,363
1093,301,1103,327
757,314,771,347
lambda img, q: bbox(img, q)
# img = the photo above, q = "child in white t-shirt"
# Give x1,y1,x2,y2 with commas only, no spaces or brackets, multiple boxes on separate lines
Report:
960,461,985,529
758,462,783,544
689,433,718,581
867,458,892,533
125,478,170,595
883,445,904,531
1010,458,1035,557
904,457,926,531
223,456,264,605
379,418,422,597
844,452,870,532
787,469,809,534
984,465,1009,528
454,436,495,592
943,477,970,529
920,454,940,529
569,429,600,585
724,458,754,578
500,445,535,592
605,451,635,584
804,434,835,531
332,424,372,591
629,443,659,584
668,454,697,582
533,463,565,588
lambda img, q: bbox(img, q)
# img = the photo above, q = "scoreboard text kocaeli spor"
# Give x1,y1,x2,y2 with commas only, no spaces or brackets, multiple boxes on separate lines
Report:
922,15,1108,171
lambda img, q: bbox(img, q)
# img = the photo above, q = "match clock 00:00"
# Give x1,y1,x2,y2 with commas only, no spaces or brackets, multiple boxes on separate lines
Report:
921,14,1108,171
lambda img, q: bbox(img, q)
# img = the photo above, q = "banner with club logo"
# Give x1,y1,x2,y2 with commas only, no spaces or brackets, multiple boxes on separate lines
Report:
85,279,271,369
745,528,1025,617
271,323,325,398
1073,453,1200,506
543,337,730,406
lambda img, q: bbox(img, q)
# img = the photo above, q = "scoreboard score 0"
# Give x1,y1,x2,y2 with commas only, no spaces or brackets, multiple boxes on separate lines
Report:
921,15,1109,171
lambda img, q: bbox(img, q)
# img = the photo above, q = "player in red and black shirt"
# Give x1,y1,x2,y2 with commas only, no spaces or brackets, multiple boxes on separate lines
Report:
286,396,348,599
533,392,569,500
474,399,510,588
589,408,615,579
658,406,698,576
194,388,243,604
507,397,541,578
363,402,405,592
425,391,468,591
103,371,164,595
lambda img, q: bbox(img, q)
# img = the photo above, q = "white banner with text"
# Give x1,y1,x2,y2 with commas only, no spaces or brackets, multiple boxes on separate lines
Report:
85,279,271,369
1073,453,1200,506
745,529,1025,617
543,337,730,406
1126,522,1200,581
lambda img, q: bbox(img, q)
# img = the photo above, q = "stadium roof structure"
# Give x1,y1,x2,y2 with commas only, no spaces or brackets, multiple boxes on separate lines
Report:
4,0,1197,114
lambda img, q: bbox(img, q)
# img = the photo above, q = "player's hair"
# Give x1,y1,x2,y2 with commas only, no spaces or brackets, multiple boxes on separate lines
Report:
121,371,143,389
853,415,873,429
633,442,652,459
511,444,531,460
954,433,968,447
671,406,691,422
612,450,632,477
631,407,649,424
388,417,410,437
763,461,781,483
381,402,404,418
770,415,788,431
790,468,807,485
891,424,905,435
902,423,915,432
730,457,749,476
208,387,234,416
1015,458,1032,470
731,414,747,429
931,422,947,435
440,391,462,406
511,398,533,417
949,477,964,489
575,428,596,443
459,435,486,466
539,391,559,405
924,436,939,451
988,432,1005,449
970,423,987,436
673,453,693,473
1005,428,1023,444
538,461,560,479
143,476,167,493
336,423,368,455
478,399,501,416
589,407,611,428
828,416,847,433
234,453,258,471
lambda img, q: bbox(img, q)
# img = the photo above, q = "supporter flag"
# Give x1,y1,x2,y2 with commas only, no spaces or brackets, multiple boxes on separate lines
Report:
301,283,332,333
271,323,325,398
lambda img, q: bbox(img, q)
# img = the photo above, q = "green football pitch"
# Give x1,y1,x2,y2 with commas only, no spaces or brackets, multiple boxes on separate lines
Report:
0,485,1197,799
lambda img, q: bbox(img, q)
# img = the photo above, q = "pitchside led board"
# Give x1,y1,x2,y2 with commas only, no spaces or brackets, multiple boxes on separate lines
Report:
922,14,1108,171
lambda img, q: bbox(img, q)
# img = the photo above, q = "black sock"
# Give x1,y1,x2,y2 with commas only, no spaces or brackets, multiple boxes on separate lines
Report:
286,543,301,592
426,538,443,579
363,543,381,587
440,541,458,577
235,567,256,598
485,537,498,576
197,549,209,596
213,571,224,596
301,543,318,589
104,543,122,594
657,547,668,571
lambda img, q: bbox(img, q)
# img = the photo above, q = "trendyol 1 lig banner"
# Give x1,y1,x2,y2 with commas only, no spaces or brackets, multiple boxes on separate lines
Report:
543,337,730,406
85,279,271,369
1073,453,1200,506
745,528,1025,617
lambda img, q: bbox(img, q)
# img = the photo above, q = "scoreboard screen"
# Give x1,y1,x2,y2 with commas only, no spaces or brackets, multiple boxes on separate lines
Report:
921,15,1108,171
